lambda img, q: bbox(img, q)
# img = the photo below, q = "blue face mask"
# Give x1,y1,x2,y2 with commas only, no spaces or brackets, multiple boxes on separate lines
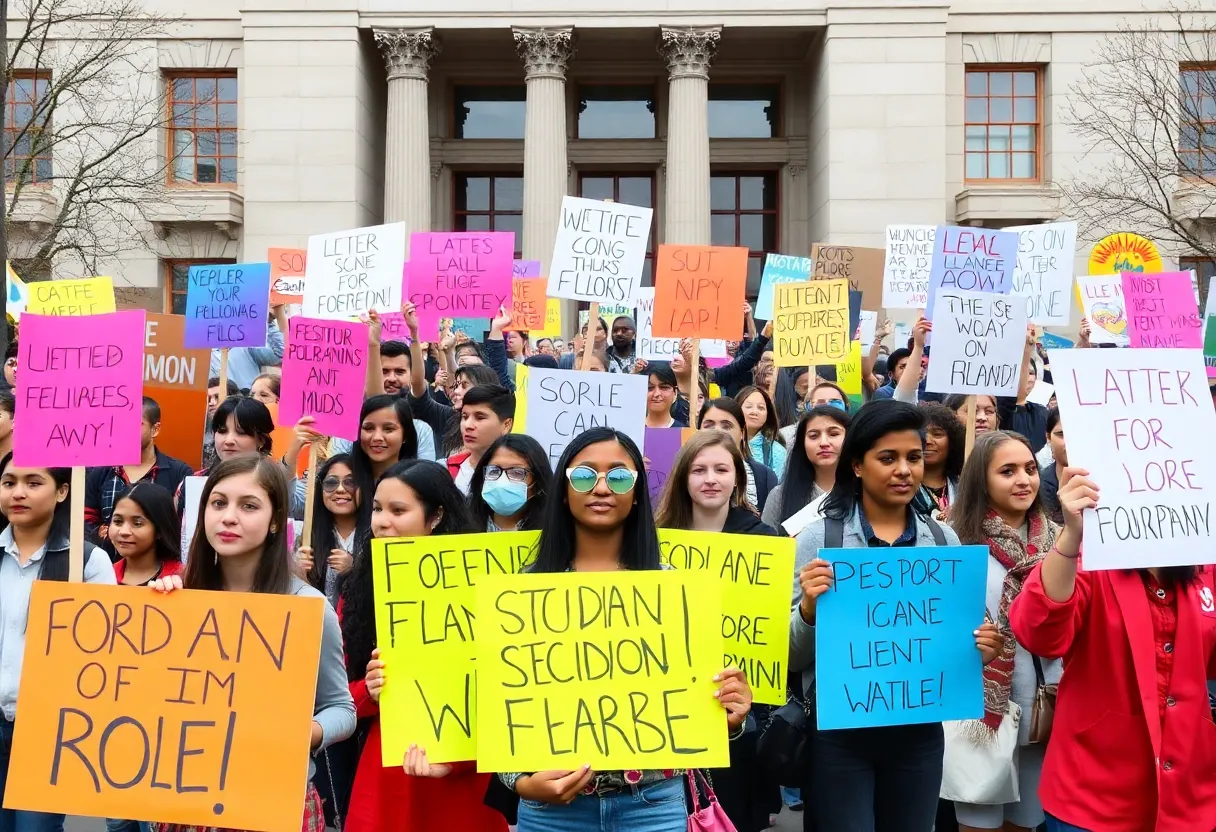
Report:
482,478,529,516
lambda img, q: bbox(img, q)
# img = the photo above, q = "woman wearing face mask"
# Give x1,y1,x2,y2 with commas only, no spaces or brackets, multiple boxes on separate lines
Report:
762,405,850,532
342,461,507,832
644,365,685,428
699,396,778,513
781,381,850,446
177,395,277,515
110,483,182,586
468,435,552,532
250,372,281,405
913,402,964,518
946,394,1000,436
737,385,788,481
296,454,361,607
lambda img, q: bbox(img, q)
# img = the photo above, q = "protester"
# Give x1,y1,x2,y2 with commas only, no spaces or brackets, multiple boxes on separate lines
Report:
558,317,608,369
996,328,1051,453
250,372,281,405
1038,409,1066,525
644,364,684,428
871,345,913,400
737,385,789,479
672,321,772,409
946,393,1000,435
179,395,278,515
110,483,182,586
202,377,240,470
2,342,15,389
297,454,360,607
914,401,964,517
534,337,555,357
782,380,850,445
699,396,778,513
761,405,850,531
343,396,420,522
605,315,636,373
467,434,552,532
582,350,610,372
446,385,515,495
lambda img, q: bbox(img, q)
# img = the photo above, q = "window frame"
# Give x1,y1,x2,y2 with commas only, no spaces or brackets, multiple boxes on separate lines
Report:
707,80,784,140
164,258,235,314
963,65,1044,185
576,172,659,285
1180,63,1216,179
451,172,525,257
165,70,239,188
1181,255,1216,311
5,70,53,186
574,82,659,140
709,170,781,296
449,82,528,140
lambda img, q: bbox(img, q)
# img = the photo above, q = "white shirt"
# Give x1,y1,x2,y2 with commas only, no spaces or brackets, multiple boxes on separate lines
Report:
454,458,476,496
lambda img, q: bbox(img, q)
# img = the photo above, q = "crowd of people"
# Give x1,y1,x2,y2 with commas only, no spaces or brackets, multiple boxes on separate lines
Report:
0,296,1211,832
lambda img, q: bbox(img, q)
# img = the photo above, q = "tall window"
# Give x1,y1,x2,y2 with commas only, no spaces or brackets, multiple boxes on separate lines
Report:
452,85,527,139
1182,256,1216,309
708,83,780,138
1181,66,1216,176
578,174,657,282
710,173,778,294
165,259,235,314
965,68,1041,182
453,174,524,256
577,85,657,139
168,73,238,184
5,73,51,184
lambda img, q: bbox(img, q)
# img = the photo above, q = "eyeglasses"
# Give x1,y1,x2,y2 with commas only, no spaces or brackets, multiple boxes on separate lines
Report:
485,465,530,483
566,465,638,495
321,476,357,494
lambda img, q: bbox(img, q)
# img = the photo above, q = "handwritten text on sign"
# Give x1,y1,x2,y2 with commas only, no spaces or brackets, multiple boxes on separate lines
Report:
652,245,748,341
773,280,850,367
279,317,368,442
755,254,812,321
659,530,795,706
1121,271,1202,349
1008,222,1076,326
144,314,209,470
925,226,1017,324
1204,276,1216,378
475,570,729,772
371,532,539,764
303,223,407,321
1048,348,1216,570
183,263,272,350
549,196,653,305
268,248,307,305
815,546,987,730
1076,274,1128,347
504,278,547,332
526,368,647,468
925,290,1027,397
882,225,936,309
15,311,144,468
636,287,727,362
811,244,886,311
5,583,324,832
26,277,116,316
408,232,514,339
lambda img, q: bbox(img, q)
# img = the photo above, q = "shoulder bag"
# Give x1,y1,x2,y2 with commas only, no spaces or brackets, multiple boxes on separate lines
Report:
686,769,737,832
1027,654,1057,745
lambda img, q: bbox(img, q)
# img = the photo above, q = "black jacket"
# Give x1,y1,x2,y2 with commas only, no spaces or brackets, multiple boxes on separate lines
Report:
721,505,781,537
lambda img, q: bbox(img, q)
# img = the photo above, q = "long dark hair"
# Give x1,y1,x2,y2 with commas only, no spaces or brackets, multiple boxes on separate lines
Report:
340,460,473,681
183,456,294,594
821,400,925,522
349,395,419,528
442,364,499,454
211,396,275,456
778,406,852,525
304,454,359,593
468,434,553,532
114,482,182,565
0,452,71,581
735,385,782,446
697,396,753,459
951,431,1044,544
530,427,662,573
920,401,965,484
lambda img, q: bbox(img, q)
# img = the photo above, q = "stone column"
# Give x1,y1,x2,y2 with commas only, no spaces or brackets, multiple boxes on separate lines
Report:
374,28,441,246
514,27,574,274
659,27,719,246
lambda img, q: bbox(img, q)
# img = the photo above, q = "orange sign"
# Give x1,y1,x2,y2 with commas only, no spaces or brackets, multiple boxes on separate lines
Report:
6,582,325,832
504,278,546,331
269,248,307,304
144,313,209,470
1087,232,1163,275
652,244,748,341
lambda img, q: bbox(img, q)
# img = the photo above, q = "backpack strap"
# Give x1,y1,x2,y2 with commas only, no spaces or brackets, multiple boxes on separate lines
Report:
824,517,844,549
925,516,947,546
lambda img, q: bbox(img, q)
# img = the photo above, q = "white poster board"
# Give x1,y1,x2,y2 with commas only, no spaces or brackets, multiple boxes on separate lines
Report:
303,222,407,320
180,476,207,561
1008,221,1077,326
526,368,648,469
1076,274,1128,347
549,196,653,305
925,289,1027,397
636,287,726,361
858,311,877,345
882,225,936,308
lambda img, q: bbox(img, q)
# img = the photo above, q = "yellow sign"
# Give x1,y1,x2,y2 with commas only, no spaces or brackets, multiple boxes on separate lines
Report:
1087,232,1163,275
372,532,539,764
533,299,563,339
25,276,116,316
512,363,530,435
773,279,849,366
659,530,795,705
837,341,864,407
475,570,729,772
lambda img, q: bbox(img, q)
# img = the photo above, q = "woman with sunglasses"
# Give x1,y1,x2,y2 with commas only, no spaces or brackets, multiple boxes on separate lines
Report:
297,454,361,607
468,434,552,533
501,427,753,832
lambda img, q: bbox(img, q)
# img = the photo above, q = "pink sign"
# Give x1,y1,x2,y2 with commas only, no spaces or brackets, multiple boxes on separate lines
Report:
407,232,515,339
280,317,369,441
1121,271,1202,349
15,311,145,467
378,263,412,344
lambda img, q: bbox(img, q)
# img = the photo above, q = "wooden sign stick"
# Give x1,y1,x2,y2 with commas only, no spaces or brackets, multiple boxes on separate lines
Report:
68,467,85,582
963,394,978,461
300,444,319,549
581,302,600,371
690,338,701,405
218,348,229,397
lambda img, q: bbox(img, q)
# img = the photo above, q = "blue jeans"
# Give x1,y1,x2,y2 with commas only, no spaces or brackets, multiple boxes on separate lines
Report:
517,777,687,832
105,822,151,832
1046,816,1090,832
0,719,64,832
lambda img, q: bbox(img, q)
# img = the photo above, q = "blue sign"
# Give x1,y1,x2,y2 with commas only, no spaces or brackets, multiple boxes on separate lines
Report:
815,545,988,731
755,254,812,321
1039,332,1075,351
451,317,489,341
184,262,271,349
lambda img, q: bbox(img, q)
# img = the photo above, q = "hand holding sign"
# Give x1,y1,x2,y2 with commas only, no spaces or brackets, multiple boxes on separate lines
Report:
404,745,453,779
798,558,834,624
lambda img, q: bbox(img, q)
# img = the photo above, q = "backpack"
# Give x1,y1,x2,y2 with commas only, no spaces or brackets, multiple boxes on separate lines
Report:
823,512,947,548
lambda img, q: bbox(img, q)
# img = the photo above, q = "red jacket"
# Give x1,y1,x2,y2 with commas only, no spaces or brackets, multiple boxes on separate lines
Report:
1010,562,1216,831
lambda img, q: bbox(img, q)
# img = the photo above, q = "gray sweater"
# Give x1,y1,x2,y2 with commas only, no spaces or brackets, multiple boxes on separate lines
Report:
291,577,357,778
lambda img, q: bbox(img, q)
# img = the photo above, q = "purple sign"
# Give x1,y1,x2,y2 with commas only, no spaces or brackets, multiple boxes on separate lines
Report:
184,262,272,349
645,426,684,503
514,260,542,278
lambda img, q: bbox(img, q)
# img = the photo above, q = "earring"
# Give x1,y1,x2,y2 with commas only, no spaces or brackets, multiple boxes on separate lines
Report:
213,553,218,566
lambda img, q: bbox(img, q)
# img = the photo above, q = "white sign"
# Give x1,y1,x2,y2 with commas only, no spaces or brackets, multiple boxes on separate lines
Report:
549,196,653,305
882,225,936,308
636,287,725,361
858,311,877,345
1049,348,1216,570
1076,274,1128,347
782,494,827,538
1027,380,1055,406
302,222,407,320
526,367,648,468
180,476,207,561
925,289,1027,397
1008,222,1077,326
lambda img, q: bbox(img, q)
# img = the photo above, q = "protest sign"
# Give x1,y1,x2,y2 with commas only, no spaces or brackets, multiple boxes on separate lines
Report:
815,545,987,730
15,311,144,468
858,311,877,345
755,254,812,321
268,248,307,305
1027,380,1055,407
1008,222,1076,326
644,426,684,502
811,244,885,310
180,475,206,557
280,317,367,442
1122,271,1202,349
25,277,116,316
1040,332,1075,351
549,196,653,304
1087,232,1163,275
636,287,725,361
303,222,407,321
1048,347,1216,569
925,290,1027,397
6,262,28,319
659,531,795,705
504,278,547,331
527,368,647,468
882,225,936,308
1205,277,1216,378
372,532,539,763
183,263,272,350
512,363,530,435
408,231,515,339
773,280,849,367
450,317,490,342
144,314,209,470
475,570,729,772
579,303,635,335
1076,274,1129,346
514,259,541,278
837,341,864,409
6,582,324,832
533,299,563,339
782,493,827,538
925,226,1017,324
651,245,748,341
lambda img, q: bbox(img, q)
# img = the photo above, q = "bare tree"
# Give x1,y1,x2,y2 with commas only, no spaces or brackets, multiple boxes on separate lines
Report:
1060,3,1216,265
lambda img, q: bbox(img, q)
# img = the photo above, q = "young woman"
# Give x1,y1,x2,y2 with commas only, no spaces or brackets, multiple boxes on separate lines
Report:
467,434,552,532
1037,408,1066,526
915,401,964,517
110,483,182,585
1010,469,1216,832
502,427,753,832
178,395,278,514
342,461,506,832
644,364,684,428
150,456,356,832
946,394,999,436
782,381,851,446
250,372,281,405
761,405,850,533
737,385,788,480
788,401,1002,831
949,431,1063,832
296,454,360,607
0,454,117,831
699,396,778,513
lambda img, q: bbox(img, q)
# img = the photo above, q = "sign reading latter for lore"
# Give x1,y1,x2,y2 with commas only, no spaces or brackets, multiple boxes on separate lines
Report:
815,545,987,731
280,317,368,442
925,290,1027,397
475,570,729,773
652,245,748,341
773,280,850,366
371,532,539,764
1121,271,1202,349
882,225,936,308
526,367,647,468
1048,347,1216,570
303,223,407,321
5,582,325,832
184,263,272,350
549,196,653,305
408,232,515,339
26,277,116,316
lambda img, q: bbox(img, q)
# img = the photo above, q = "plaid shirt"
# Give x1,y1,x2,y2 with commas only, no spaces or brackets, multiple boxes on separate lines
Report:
84,449,193,537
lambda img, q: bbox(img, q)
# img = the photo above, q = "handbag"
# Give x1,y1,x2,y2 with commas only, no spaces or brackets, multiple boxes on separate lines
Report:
940,700,1022,805
1027,654,1058,745
685,769,737,832
755,694,812,776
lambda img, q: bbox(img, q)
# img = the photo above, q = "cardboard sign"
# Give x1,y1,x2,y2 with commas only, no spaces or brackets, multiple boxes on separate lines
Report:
925,290,1028,397
1087,232,1163,275
183,263,272,350
303,222,407,321
25,277,116,316
652,245,748,341
815,545,988,730
549,196,653,305
858,311,877,345
408,232,515,339
371,532,539,764
1008,222,1076,326
811,244,885,311
659,530,796,706
526,368,647,469
1076,274,1128,346
504,278,547,332
773,280,850,367
144,313,209,470
644,426,684,502
1048,347,1216,570
1204,277,1216,379
5,582,324,832
15,311,144,468
755,254,812,322
1122,271,1202,349
882,225,936,308
268,247,307,305
475,570,729,772
925,226,1017,324
280,317,368,442
636,287,725,361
